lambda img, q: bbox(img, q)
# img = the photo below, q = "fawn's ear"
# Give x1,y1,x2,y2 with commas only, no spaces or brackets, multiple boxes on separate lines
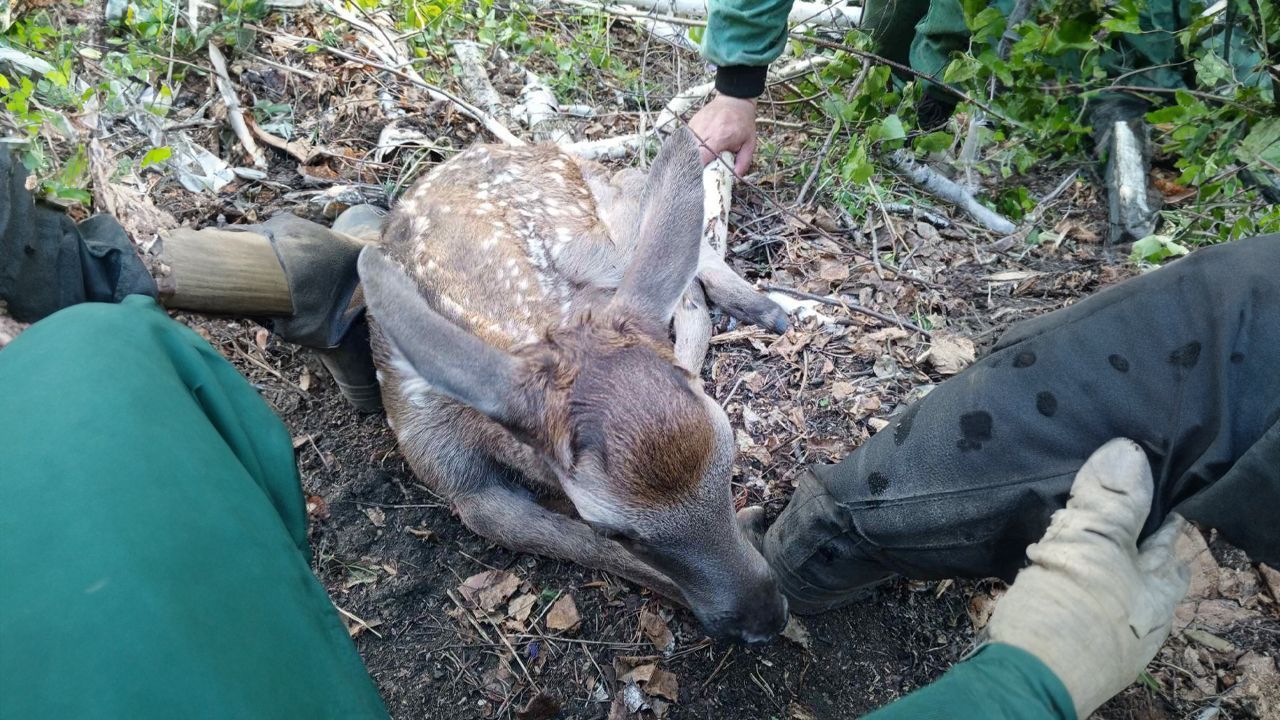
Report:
358,246,539,436
608,127,705,332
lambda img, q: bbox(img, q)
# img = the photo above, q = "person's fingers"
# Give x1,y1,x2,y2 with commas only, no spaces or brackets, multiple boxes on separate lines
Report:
735,135,757,176
698,144,714,166
1137,513,1186,572
1065,438,1153,545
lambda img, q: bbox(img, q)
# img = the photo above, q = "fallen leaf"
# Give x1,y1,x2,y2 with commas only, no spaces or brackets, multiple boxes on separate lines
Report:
646,668,679,701
344,615,382,638
639,608,675,653
292,434,311,450
505,593,537,631
1258,564,1280,603
923,333,976,376
1234,651,1280,718
781,616,811,650
873,354,899,379
1174,524,1220,632
363,506,386,527
620,663,657,684
458,570,521,612
482,654,514,698
546,594,581,632
966,585,1006,631
254,327,270,351
516,692,562,720
847,394,882,421
817,258,850,283
830,381,857,402
305,494,329,520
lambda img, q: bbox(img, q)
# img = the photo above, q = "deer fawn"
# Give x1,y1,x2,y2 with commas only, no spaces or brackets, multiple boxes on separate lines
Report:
357,129,789,642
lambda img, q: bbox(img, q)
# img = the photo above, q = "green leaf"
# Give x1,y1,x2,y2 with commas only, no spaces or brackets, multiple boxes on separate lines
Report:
914,131,953,154
880,114,906,141
841,140,874,184
1130,235,1190,263
141,146,172,169
1237,118,1280,166
942,57,979,84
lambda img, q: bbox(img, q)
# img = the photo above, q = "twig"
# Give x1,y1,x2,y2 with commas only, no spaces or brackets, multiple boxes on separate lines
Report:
446,589,542,694
1024,169,1079,226
762,285,933,338
796,122,839,207
334,604,383,639
882,202,952,228
887,149,1016,234
245,115,320,164
276,12,525,145
207,44,267,168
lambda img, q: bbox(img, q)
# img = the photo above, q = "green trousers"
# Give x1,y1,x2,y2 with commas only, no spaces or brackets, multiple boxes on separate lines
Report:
0,297,1071,719
0,297,388,719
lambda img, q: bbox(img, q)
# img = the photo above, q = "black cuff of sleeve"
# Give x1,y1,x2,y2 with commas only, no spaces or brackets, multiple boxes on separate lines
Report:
715,65,768,99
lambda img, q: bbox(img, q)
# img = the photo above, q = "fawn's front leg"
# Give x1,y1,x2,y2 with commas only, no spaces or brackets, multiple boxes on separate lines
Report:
452,483,685,604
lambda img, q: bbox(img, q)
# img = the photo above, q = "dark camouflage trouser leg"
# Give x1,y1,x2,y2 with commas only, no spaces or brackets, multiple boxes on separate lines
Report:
765,235,1280,613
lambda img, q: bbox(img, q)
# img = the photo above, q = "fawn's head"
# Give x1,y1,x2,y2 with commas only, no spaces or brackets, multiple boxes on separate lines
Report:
360,129,787,642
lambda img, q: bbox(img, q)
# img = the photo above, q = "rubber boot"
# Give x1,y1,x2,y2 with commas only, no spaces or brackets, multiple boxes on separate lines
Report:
156,210,384,412
0,151,157,323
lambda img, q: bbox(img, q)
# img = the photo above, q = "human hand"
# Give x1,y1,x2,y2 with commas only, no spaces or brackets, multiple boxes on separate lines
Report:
985,438,1190,719
687,95,758,176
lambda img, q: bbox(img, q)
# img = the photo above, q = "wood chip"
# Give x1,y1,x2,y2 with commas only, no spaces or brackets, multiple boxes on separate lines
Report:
546,594,581,632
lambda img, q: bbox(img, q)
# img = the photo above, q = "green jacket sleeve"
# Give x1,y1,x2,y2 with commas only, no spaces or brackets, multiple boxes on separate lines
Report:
860,644,1076,720
704,0,796,97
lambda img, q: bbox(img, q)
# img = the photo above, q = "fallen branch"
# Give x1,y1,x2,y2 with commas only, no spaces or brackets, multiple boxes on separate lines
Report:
450,41,514,129
763,285,933,338
565,56,829,159
309,4,525,145
519,69,574,145
543,0,860,29
207,43,267,168
887,150,1016,234
882,202,952,228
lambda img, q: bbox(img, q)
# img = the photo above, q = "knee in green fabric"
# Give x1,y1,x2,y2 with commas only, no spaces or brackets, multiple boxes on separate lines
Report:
764,469,894,614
